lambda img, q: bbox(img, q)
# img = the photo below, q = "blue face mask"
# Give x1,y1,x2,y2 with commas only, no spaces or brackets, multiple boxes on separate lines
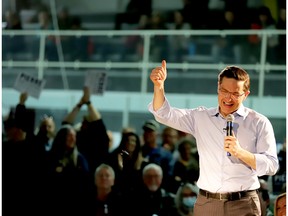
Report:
183,196,197,208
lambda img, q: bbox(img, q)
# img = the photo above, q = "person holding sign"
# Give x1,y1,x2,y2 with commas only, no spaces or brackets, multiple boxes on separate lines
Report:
2,92,47,216
62,86,110,175
147,60,279,216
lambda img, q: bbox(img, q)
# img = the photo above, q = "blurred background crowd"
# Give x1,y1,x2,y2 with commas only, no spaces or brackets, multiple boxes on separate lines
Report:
2,0,286,63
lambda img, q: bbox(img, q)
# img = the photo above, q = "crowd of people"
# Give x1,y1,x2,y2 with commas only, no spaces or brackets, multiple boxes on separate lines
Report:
2,83,286,215
2,86,195,215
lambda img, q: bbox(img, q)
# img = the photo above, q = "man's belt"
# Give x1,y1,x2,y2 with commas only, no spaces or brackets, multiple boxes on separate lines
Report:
199,189,257,201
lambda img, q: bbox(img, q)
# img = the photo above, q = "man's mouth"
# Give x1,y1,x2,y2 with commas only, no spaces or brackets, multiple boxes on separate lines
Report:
223,101,233,106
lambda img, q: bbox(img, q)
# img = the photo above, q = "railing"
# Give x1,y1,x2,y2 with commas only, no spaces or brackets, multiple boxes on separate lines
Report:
2,29,286,140
2,29,286,97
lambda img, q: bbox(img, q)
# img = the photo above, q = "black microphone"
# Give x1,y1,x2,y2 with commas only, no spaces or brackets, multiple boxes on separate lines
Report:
226,114,234,156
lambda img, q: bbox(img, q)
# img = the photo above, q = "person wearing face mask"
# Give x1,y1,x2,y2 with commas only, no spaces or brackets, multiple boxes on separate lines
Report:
175,182,199,216
148,60,279,216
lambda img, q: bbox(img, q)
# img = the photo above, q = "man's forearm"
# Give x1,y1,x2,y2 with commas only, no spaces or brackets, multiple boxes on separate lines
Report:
153,86,165,111
237,149,256,170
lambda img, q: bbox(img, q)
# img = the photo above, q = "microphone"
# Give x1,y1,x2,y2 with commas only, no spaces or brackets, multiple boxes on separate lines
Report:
226,114,234,156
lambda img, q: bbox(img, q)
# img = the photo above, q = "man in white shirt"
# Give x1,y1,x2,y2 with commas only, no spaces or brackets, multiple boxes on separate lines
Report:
148,60,279,216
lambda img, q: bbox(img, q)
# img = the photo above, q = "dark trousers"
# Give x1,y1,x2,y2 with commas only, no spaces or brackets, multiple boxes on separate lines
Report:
194,190,261,216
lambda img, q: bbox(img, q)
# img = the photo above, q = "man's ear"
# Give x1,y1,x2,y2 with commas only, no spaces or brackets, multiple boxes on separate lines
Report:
243,90,250,101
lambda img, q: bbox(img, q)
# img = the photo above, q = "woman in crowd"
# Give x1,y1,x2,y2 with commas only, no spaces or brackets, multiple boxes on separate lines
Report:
108,131,149,193
45,124,92,216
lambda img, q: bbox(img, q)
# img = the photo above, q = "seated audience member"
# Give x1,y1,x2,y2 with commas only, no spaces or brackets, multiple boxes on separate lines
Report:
126,163,177,216
274,192,286,216
87,163,125,215
175,182,199,216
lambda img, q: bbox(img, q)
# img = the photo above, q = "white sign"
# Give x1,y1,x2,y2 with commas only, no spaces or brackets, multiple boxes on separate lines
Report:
13,73,46,99
84,71,107,95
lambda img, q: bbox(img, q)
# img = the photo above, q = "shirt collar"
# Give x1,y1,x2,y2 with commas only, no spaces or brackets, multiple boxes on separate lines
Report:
208,104,248,118
235,104,246,117
208,107,220,117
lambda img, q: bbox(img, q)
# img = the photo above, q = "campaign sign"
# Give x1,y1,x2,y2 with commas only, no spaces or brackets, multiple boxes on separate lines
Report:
84,71,107,95
13,73,46,99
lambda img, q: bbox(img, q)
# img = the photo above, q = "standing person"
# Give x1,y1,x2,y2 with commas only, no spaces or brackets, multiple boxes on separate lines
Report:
2,93,46,216
148,60,279,216
45,124,92,216
62,86,110,176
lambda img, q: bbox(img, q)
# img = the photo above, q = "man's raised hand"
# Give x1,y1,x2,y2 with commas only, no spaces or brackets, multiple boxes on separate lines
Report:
150,60,167,88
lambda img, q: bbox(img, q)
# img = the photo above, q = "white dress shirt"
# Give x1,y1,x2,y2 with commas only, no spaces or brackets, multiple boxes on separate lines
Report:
148,98,279,193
